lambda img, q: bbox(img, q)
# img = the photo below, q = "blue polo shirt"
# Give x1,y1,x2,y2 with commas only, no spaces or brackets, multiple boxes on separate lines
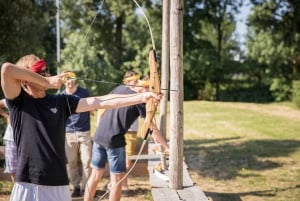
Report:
60,86,90,132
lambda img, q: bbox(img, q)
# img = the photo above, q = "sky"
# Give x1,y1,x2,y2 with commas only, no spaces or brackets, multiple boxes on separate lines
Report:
234,0,252,50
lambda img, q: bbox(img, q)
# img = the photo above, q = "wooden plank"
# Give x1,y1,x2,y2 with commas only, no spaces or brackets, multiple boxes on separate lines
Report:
148,161,193,187
148,141,208,201
149,167,169,188
151,188,181,201
149,166,196,188
182,162,194,187
128,154,161,160
152,186,208,201
177,186,208,201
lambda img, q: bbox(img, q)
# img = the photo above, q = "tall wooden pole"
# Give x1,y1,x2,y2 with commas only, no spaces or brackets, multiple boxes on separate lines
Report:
169,0,184,189
159,0,170,139
159,0,170,171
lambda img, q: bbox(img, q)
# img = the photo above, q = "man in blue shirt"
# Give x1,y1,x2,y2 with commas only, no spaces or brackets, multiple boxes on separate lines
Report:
60,71,92,197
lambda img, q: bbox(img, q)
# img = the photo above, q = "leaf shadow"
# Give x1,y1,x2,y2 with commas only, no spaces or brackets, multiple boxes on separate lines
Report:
184,137,300,200
204,184,300,201
184,137,300,180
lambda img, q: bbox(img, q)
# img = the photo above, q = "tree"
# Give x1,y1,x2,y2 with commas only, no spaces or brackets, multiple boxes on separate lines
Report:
0,0,56,68
59,0,160,95
183,0,243,100
247,0,300,101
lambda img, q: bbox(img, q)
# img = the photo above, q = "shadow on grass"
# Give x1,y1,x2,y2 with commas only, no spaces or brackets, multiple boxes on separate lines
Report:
204,184,300,201
184,138,300,180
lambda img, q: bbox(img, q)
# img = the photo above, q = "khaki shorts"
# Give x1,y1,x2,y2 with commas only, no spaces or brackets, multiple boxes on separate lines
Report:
124,131,138,156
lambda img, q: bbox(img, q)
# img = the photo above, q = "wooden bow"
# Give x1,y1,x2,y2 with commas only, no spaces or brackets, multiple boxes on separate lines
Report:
140,49,161,139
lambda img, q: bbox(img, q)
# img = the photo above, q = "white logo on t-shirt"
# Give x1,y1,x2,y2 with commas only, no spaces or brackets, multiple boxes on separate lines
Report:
50,108,58,114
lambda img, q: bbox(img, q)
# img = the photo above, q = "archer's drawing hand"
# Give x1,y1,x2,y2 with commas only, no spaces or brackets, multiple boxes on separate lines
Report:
45,73,66,89
142,92,162,103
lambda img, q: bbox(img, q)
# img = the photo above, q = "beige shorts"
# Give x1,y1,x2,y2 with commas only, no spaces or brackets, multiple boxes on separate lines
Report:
124,131,138,156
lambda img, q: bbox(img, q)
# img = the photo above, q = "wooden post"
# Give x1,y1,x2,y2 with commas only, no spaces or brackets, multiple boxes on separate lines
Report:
169,0,184,189
159,0,170,139
159,0,170,171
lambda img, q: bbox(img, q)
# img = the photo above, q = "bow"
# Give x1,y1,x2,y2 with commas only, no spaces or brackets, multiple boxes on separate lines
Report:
140,49,161,139
131,0,161,140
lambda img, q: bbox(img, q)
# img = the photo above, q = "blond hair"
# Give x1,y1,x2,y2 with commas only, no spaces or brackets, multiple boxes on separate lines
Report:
16,54,40,69
15,54,40,91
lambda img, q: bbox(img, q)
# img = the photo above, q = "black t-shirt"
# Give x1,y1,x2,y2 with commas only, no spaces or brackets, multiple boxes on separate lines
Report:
93,85,146,148
7,89,80,186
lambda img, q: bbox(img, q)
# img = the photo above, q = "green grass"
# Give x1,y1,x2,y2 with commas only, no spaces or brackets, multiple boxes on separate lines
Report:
184,101,300,139
183,101,300,201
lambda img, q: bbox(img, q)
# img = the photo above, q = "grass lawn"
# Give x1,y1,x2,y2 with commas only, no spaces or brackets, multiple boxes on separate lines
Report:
184,101,300,201
1,101,300,201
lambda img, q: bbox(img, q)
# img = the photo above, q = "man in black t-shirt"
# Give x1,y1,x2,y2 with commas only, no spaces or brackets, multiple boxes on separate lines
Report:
84,71,169,201
1,55,161,201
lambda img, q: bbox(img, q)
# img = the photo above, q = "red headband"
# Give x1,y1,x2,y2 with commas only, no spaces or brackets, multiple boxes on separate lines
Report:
31,59,46,73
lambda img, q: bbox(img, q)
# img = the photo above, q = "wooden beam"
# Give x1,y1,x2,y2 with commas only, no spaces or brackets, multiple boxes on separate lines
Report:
127,154,161,160
169,0,184,189
151,188,181,201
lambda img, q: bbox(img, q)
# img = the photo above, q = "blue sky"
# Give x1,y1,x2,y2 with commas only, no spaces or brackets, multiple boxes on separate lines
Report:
234,0,252,50
236,1,251,36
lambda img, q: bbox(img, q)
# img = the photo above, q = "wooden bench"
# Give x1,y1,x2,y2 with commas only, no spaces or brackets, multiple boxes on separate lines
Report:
147,142,208,201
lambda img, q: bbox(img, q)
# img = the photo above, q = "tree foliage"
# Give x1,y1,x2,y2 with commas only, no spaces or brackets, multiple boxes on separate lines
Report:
247,0,300,101
59,0,160,95
0,0,56,69
1,0,300,103
183,0,243,100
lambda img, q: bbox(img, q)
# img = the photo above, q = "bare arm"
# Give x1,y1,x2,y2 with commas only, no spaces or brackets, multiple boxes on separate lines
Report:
76,92,161,113
151,124,169,152
1,62,64,99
